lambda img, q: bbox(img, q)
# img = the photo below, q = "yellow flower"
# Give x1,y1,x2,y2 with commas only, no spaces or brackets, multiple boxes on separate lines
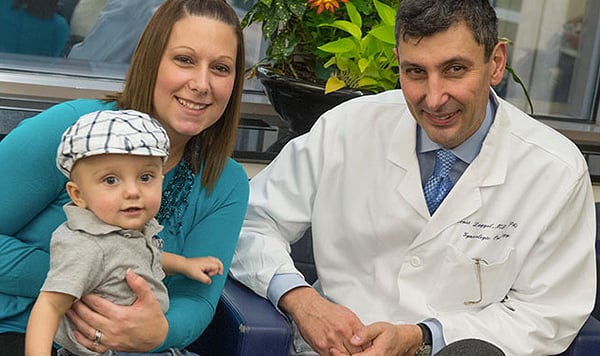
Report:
307,0,349,14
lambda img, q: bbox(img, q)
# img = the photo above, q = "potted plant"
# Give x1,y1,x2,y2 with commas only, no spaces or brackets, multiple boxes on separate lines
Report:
243,0,532,137
244,0,399,93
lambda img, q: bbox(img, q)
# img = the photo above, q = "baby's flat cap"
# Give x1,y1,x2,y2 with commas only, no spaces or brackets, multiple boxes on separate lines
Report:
57,109,169,177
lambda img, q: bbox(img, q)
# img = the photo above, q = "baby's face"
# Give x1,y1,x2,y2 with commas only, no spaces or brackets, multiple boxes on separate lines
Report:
68,154,164,231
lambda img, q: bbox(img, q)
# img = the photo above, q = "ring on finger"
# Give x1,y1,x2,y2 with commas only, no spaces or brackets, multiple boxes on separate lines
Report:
93,329,102,345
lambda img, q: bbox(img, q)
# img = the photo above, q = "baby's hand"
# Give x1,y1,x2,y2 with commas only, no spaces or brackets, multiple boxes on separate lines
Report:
184,256,224,284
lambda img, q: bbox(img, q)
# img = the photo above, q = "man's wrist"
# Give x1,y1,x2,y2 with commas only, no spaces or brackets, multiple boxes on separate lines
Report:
267,273,310,309
416,323,433,356
278,285,316,316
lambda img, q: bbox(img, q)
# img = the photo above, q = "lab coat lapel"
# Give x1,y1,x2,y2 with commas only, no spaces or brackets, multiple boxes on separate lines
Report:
386,111,431,220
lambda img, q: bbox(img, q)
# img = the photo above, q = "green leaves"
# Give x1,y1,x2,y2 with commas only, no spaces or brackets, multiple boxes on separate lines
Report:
318,0,399,93
373,0,395,25
322,20,362,40
370,24,396,44
243,0,401,90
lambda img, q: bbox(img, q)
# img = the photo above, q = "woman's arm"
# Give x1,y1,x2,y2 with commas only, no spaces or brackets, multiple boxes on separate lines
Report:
26,291,76,356
0,102,87,298
158,160,249,349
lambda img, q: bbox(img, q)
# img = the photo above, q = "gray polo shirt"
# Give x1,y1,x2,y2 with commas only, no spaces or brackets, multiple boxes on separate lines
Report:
42,203,168,355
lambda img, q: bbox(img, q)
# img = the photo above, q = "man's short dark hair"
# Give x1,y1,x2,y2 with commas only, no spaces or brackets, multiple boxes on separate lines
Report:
395,0,499,61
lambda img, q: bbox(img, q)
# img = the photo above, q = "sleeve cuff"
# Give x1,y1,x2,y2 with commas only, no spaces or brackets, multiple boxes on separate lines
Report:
422,318,446,355
267,273,311,313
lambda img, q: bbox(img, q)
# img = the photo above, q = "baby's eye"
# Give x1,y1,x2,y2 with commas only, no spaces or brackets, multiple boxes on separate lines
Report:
140,174,153,183
104,176,118,185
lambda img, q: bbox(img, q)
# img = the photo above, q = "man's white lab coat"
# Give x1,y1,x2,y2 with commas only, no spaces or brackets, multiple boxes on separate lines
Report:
231,90,596,355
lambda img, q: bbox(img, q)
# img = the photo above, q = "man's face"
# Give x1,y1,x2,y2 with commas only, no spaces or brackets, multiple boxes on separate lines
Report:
395,21,506,148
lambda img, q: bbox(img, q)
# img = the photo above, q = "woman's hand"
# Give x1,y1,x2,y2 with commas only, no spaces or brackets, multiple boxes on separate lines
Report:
66,269,168,352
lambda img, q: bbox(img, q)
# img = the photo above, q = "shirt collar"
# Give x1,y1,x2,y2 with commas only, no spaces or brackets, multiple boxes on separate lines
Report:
417,94,497,164
64,203,162,238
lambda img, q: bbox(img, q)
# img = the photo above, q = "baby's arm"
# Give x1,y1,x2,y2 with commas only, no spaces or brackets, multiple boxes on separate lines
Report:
26,291,76,356
162,252,223,284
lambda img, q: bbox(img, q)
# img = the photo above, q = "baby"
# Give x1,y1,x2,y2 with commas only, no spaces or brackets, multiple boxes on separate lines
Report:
26,110,222,356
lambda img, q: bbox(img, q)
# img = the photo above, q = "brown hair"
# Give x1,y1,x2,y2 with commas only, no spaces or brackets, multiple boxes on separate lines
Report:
107,0,245,192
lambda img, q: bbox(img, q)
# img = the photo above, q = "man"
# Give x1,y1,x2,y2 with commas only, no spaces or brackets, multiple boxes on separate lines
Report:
231,0,596,355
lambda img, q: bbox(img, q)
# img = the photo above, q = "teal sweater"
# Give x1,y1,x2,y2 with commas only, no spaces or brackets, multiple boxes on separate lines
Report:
0,99,249,350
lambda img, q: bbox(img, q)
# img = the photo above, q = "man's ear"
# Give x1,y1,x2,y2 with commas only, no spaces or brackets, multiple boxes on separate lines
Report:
490,41,507,86
66,181,87,208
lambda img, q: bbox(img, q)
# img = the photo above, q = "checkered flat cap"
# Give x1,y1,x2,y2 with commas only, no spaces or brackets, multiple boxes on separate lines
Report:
57,110,170,177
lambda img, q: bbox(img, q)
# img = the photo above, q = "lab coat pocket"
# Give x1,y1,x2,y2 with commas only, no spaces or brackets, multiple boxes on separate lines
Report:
427,245,515,312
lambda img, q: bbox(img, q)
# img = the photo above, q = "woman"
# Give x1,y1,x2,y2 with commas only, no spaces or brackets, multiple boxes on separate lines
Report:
0,0,248,354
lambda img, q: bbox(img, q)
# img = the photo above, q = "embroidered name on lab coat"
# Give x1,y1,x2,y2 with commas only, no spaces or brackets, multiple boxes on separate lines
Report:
458,220,519,241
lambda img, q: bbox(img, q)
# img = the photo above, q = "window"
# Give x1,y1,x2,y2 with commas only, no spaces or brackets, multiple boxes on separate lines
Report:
0,0,266,92
494,0,600,121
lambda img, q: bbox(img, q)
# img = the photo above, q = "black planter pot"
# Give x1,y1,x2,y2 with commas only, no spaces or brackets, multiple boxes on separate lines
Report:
257,66,367,150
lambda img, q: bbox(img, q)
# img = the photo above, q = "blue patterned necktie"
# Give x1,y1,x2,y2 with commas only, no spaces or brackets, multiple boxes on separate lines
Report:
424,149,457,214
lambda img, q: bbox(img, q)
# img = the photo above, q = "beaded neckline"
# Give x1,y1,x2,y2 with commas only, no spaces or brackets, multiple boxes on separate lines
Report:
156,160,195,235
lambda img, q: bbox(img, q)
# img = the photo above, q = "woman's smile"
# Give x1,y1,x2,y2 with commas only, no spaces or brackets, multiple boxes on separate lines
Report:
176,96,208,111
